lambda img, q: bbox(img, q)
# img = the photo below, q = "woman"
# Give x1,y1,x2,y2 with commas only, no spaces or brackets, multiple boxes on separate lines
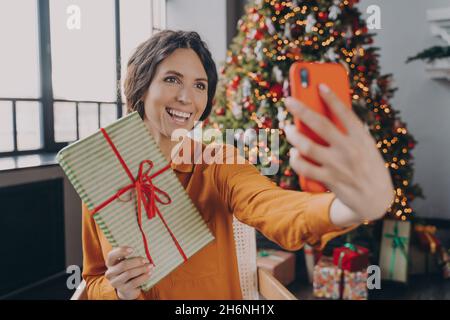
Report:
82,30,394,300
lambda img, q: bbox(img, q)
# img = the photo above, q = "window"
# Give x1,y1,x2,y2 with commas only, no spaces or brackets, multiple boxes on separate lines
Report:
0,0,166,157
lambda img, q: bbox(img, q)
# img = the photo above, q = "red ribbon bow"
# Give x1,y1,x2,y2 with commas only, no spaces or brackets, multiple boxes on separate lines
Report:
90,128,187,265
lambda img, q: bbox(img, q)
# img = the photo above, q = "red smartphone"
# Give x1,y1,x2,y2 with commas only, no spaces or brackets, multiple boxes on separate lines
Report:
289,62,352,193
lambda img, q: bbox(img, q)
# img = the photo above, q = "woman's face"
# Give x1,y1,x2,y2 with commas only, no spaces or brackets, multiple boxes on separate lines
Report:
142,48,209,138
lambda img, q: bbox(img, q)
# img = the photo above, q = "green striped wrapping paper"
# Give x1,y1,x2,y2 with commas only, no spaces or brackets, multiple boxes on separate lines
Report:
56,111,214,291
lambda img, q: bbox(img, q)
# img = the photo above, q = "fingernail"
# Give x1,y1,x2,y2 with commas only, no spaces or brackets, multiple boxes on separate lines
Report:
126,248,133,254
146,265,152,271
319,83,330,93
141,259,147,264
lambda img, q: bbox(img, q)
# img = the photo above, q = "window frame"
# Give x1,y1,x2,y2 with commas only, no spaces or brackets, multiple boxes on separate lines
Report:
0,0,166,158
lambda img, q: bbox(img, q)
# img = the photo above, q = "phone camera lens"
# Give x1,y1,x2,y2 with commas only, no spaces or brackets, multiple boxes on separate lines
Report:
300,68,309,88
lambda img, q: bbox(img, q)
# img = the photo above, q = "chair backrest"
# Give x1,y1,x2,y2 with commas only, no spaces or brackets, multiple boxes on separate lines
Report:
72,217,259,300
232,216,259,300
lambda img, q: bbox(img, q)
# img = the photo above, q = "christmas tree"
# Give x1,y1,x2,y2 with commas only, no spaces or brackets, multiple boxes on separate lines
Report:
208,0,423,222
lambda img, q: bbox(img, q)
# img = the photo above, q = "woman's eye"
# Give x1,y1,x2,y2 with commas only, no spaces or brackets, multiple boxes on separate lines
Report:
164,76,179,84
196,83,206,90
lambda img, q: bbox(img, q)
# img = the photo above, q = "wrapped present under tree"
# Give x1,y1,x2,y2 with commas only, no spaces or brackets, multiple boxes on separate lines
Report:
379,220,410,283
256,249,296,286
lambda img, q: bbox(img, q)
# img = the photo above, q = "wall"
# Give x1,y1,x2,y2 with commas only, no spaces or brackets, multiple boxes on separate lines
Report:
166,0,229,66
358,0,450,219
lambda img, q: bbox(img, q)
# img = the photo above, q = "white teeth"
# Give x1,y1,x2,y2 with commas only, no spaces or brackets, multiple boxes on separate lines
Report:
167,108,191,119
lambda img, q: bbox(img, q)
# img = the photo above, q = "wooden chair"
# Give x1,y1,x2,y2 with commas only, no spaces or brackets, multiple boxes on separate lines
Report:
71,217,297,300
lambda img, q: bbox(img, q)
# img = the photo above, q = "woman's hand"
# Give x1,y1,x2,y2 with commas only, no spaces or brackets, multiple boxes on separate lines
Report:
284,84,394,225
105,247,154,300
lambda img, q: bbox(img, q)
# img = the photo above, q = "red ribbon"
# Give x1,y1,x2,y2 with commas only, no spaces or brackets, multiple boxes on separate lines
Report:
90,128,188,265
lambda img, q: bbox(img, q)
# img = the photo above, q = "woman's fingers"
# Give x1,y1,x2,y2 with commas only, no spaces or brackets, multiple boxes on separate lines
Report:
284,97,344,147
110,263,154,289
284,124,331,166
105,256,148,281
317,84,363,136
289,147,330,184
121,268,154,292
105,246,134,268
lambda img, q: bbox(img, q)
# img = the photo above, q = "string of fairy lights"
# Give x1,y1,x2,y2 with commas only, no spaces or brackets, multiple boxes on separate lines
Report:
214,0,416,220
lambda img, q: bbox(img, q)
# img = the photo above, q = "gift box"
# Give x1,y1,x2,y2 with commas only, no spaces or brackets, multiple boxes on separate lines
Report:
414,224,441,254
379,220,410,283
333,243,369,272
304,244,322,283
342,269,368,300
313,256,368,300
438,247,450,279
313,257,341,299
256,249,296,285
57,112,214,291
408,244,439,275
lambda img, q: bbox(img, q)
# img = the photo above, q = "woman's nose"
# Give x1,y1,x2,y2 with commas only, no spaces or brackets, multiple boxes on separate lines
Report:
176,87,193,105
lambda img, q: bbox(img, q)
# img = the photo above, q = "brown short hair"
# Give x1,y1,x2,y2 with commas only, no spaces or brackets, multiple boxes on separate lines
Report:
124,30,218,121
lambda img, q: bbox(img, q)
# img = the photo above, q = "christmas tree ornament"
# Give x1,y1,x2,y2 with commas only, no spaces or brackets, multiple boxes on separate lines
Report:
265,17,276,35
329,4,341,20
284,21,292,40
254,40,265,61
325,47,339,62
242,78,252,97
272,65,284,83
305,14,317,33
215,107,225,116
231,102,243,119
269,83,283,100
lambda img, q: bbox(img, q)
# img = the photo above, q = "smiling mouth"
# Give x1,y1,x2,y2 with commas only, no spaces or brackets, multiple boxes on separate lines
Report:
165,107,193,124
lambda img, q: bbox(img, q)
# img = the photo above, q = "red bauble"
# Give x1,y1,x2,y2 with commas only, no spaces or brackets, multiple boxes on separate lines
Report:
274,3,285,11
318,12,328,21
408,141,415,149
253,29,264,40
231,75,241,89
216,107,225,116
357,65,366,72
259,61,267,68
270,83,284,99
284,168,293,177
259,21,268,31
247,103,256,113
263,117,273,128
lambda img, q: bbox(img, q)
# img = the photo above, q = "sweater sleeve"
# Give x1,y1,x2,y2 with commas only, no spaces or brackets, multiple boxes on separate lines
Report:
212,145,359,251
81,203,120,300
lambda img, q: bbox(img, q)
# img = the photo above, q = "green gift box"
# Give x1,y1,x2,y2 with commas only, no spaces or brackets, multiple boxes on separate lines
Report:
56,112,214,291
379,219,410,283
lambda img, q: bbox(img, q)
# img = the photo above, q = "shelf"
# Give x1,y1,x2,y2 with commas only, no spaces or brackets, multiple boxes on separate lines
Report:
426,7,450,80
425,57,450,81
